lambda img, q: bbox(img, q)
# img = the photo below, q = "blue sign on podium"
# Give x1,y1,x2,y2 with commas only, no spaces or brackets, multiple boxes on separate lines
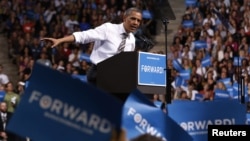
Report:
138,52,166,87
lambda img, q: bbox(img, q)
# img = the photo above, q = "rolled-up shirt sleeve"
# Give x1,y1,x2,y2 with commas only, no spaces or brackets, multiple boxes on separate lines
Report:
73,23,108,44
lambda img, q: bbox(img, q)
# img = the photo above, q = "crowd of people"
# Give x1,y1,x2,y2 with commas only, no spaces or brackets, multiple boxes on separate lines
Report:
165,0,250,109
0,0,250,140
0,0,157,88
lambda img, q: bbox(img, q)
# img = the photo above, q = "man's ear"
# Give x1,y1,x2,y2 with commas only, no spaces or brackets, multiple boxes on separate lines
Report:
123,15,127,22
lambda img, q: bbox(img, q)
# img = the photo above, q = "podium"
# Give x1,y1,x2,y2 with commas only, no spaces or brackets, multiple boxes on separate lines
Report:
96,51,166,101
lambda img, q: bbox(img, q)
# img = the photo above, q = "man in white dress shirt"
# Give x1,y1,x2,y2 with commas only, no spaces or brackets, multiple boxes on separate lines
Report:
42,7,142,85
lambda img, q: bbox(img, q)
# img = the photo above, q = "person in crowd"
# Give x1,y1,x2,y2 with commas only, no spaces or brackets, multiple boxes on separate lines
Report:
78,60,90,75
110,128,164,141
36,51,53,68
181,81,199,101
0,65,9,86
130,134,165,141
179,90,190,100
3,82,20,114
41,7,142,86
68,47,81,69
16,81,25,96
0,101,26,141
0,101,11,141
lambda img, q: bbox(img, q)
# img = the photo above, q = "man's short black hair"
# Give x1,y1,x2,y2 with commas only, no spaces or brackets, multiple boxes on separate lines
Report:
130,134,164,141
124,7,142,17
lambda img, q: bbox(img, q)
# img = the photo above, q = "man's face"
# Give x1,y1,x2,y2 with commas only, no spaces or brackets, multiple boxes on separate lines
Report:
123,11,142,33
0,102,7,112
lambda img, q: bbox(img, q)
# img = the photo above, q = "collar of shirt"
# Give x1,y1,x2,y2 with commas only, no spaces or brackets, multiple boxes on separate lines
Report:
1,112,6,117
119,23,130,39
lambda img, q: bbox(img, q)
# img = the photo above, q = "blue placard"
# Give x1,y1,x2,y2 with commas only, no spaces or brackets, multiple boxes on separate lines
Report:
142,10,153,19
247,113,250,125
80,53,91,63
186,0,197,7
182,20,194,28
174,76,185,87
179,69,191,80
194,40,207,49
122,89,193,141
201,55,211,67
214,88,231,100
0,91,6,102
6,63,123,141
218,77,231,87
138,52,166,86
168,100,246,141
233,57,242,66
194,93,204,101
172,59,184,72
72,74,87,82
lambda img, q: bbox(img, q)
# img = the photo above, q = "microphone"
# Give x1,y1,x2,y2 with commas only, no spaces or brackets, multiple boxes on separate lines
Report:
134,34,147,42
134,33,155,52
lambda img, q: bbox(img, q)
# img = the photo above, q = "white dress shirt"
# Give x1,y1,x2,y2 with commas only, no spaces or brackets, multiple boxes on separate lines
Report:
196,66,206,76
1,112,7,130
73,23,135,65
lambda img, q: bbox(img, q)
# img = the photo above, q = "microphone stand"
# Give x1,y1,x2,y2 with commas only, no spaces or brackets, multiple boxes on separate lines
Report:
162,18,172,104
237,37,245,104
240,75,245,104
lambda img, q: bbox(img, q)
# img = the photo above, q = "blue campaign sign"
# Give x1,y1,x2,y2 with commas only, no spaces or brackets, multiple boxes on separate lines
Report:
174,76,185,87
201,55,211,67
0,91,5,102
138,52,166,86
142,10,153,19
194,93,204,101
185,0,197,7
218,77,231,87
122,89,193,141
80,53,91,63
214,88,231,100
247,113,250,125
182,20,194,28
168,100,246,141
194,40,207,50
6,63,123,141
172,59,183,72
233,57,242,66
179,69,191,80
72,74,87,82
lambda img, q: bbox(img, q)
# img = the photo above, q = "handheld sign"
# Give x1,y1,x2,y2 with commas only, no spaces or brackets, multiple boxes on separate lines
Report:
185,0,197,7
182,20,194,28
168,100,246,141
122,89,193,141
247,113,250,125
142,10,153,19
0,91,5,102
194,40,207,50
7,63,123,141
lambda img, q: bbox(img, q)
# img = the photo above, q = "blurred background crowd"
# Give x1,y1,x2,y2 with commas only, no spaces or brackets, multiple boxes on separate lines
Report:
167,0,250,107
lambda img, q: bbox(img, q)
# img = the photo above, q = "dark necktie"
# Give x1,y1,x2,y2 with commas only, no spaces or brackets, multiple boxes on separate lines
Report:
117,33,128,53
